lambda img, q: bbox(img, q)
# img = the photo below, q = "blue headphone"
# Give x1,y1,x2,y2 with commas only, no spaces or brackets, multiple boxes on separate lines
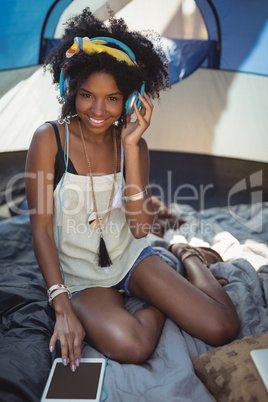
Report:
59,36,145,115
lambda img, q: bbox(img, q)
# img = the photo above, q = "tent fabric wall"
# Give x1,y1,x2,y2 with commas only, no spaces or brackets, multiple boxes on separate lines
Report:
0,0,132,70
195,0,268,75
0,0,72,70
1,66,267,164
0,0,267,164
98,0,268,163
2,0,267,74
144,69,268,163
0,67,60,152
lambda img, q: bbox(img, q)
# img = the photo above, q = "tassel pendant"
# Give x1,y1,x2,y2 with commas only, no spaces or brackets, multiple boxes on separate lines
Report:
98,235,112,267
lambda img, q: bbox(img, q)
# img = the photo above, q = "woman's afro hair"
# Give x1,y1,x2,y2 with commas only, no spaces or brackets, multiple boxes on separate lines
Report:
44,7,170,126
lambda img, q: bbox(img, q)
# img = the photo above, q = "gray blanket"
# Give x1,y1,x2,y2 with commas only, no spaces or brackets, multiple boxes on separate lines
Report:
82,202,268,401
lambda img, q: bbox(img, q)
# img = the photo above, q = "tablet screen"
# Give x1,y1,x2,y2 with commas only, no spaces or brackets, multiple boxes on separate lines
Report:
250,349,268,391
42,359,105,401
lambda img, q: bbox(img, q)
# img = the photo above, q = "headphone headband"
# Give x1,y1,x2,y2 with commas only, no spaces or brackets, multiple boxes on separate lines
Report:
90,37,136,62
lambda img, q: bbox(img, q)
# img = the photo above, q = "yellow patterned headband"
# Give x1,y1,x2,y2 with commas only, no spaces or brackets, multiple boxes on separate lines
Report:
66,36,135,66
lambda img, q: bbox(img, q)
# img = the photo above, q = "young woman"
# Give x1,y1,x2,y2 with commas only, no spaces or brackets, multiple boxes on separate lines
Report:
25,9,239,373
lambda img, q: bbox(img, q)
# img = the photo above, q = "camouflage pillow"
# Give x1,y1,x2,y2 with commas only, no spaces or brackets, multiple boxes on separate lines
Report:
192,332,268,402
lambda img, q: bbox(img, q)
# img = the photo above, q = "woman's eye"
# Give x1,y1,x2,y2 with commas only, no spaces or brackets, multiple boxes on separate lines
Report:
83,94,93,99
108,97,118,102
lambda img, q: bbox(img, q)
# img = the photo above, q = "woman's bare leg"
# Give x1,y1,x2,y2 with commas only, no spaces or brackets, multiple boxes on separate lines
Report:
71,287,165,364
128,254,239,346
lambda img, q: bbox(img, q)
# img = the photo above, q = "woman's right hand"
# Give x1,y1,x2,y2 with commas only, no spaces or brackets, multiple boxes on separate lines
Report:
49,295,86,372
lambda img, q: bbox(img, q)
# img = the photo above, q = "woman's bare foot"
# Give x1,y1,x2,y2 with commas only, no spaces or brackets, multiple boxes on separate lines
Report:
169,243,229,287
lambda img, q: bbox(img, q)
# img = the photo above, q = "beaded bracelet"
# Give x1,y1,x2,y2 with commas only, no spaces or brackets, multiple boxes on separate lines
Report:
124,189,148,203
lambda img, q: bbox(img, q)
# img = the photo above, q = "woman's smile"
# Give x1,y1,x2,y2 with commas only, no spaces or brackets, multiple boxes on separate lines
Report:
87,116,107,127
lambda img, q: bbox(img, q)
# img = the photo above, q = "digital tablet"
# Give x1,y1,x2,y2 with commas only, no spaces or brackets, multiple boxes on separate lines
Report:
41,358,106,402
250,348,268,392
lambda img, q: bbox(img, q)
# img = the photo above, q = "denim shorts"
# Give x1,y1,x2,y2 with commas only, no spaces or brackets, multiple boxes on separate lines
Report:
71,246,157,299
113,246,157,296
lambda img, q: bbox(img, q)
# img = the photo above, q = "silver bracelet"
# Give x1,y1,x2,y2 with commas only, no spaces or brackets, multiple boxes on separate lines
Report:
124,189,148,203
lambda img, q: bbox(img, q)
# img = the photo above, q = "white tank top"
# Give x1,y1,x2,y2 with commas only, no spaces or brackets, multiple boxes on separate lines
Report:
53,142,149,293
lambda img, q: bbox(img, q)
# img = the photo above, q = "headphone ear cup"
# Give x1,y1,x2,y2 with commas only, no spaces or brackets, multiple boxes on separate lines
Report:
59,69,65,98
125,82,145,115
125,91,138,115
59,69,70,99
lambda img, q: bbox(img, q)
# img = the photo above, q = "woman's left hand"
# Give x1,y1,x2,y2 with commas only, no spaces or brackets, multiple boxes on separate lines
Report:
121,92,153,146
